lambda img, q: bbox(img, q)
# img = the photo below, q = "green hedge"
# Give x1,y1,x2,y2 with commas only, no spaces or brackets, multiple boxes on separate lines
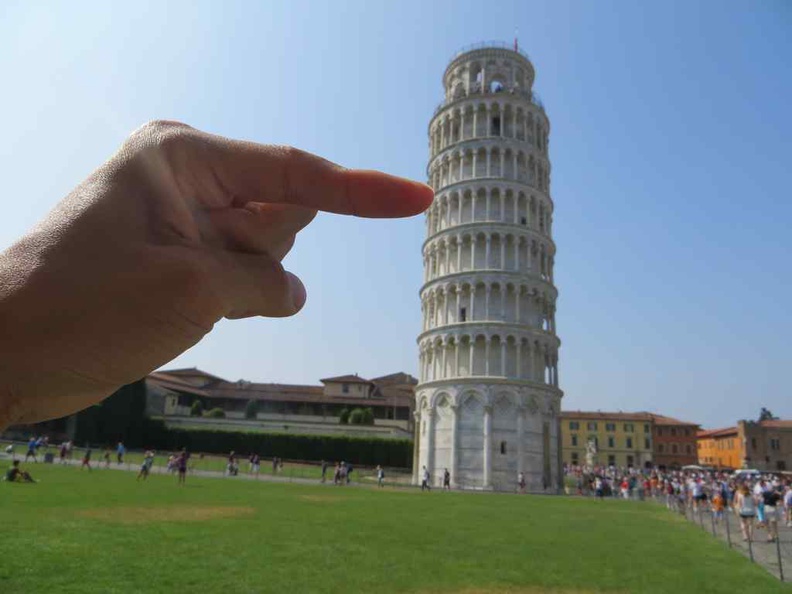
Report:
146,428,412,468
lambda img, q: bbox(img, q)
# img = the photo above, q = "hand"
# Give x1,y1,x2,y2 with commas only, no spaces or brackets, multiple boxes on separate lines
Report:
0,120,432,428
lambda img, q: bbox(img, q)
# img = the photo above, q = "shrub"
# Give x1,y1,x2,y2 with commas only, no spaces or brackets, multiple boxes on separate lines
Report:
362,407,375,425
204,408,226,419
339,408,350,425
190,400,204,417
244,399,258,420
348,408,364,425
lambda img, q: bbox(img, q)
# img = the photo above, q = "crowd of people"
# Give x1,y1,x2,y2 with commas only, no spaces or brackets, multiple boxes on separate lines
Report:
565,464,792,542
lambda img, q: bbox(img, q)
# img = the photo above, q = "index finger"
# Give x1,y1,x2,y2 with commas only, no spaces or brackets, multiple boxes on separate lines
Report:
201,133,434,218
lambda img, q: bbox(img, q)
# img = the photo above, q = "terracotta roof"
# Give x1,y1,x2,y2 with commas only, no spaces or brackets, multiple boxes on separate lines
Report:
156,367,228,382
647,413,699,427
320,374,372,384
559,410,700,426
697,426,738,439
371,372,418,386
147,375,211,397
560,411,655,422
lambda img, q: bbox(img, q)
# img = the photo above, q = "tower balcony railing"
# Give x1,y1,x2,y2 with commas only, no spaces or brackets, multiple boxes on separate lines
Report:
449,41,532,63
433,86,545,118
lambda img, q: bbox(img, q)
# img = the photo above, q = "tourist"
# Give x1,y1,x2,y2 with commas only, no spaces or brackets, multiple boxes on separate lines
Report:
24,437,37,463
177,449,189,485
249,453,260,476
227,451,238,476
321,460,328,483
376,465,385,488
735,484,756,542
80,447,93,471
272,457,279,474
4,460,35,483
784,484,792,528
517,471,525,494
0,121,432,435
137,450,155,481
443,468,451,491
117,442,126,465
711,490,725,524
421,466,431,491
753,479,767,528
333,462,342,485
595,476,604,500
762,486,782,543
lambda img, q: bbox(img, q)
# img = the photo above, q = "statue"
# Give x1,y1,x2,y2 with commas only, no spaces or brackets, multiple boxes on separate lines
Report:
585,437,598,469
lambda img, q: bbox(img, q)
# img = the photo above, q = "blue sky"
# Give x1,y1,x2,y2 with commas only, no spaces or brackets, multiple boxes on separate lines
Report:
1,1,790,428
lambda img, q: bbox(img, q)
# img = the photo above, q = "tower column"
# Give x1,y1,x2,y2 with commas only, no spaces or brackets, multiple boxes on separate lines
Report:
450,404,459,487
483,405,492,488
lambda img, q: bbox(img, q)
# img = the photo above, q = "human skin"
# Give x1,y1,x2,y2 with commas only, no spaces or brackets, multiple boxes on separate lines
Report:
0,120,433,430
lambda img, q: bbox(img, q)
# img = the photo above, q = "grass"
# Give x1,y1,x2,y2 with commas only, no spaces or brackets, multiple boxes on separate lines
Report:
0,462,787,594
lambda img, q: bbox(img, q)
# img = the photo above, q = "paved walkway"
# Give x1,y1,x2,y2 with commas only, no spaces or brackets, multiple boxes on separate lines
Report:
678,503,791,583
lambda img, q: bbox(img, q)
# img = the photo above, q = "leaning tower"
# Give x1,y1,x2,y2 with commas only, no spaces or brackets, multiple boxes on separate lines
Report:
415,42,562,492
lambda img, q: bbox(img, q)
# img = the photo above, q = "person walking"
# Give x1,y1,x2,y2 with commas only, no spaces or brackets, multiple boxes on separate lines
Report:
762,486,782,543
321,460,328,483
24,437,37,463
735,484,756,542
80,447,92,471
443,468,451,491
518,471,526,494
421,466,431,492
116,442,125,465
376,465,385,488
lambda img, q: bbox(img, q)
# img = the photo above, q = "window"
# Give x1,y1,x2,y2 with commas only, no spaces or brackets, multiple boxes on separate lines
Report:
624,424,634,433
684,428,690,436
571,452,579,465
571,435,578,447
521,217,527,225
643,424,650,433
626,438,633,449
672,444,678,454
751,438,757,450
655,427,663,436
587,422,598,431
644,438,650,450
569,421,580,430
658,444,665,453
589,436,599,448
500,441,507,455
770,438,781,451
607,437,615,448
671,428,676,436
460,307,467,322
626,455,634,467
491,117,501,136
686,445,692,454
605,423,616,432
342,383,349,394
608,455,616,466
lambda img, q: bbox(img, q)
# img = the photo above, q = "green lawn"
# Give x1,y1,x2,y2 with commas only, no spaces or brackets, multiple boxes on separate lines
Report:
0,463,786,594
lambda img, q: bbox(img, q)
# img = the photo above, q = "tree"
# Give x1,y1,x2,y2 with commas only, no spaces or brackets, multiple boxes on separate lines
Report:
244,399,259,420
190,400,204,417
759,407,778,421
339,408,350,425
349,408,364,425
362,407,375,426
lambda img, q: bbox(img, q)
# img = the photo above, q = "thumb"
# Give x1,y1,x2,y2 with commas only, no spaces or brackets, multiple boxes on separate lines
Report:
209,250,307,319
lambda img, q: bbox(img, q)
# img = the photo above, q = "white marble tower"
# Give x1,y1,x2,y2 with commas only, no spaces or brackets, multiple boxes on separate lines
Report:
415,42,562,492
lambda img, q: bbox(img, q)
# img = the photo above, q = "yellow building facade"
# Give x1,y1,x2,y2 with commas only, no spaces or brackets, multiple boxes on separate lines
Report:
561,412,655,469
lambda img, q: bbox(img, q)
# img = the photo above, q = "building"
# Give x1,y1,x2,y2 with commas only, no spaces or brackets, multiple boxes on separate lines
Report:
697,427,741,469
561,411,699,469
651,414,699,468
740,420,792,471
415,42,562,491
146,368,416,438
698,420,792,471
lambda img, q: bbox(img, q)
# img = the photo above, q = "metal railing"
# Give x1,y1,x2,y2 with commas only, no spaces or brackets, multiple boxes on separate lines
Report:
448,41,532,63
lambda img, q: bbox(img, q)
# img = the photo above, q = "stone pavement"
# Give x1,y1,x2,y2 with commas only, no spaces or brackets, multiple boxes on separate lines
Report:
680,503,792,583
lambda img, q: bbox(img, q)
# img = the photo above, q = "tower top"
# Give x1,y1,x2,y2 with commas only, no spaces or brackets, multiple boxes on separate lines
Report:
439,41,539,110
